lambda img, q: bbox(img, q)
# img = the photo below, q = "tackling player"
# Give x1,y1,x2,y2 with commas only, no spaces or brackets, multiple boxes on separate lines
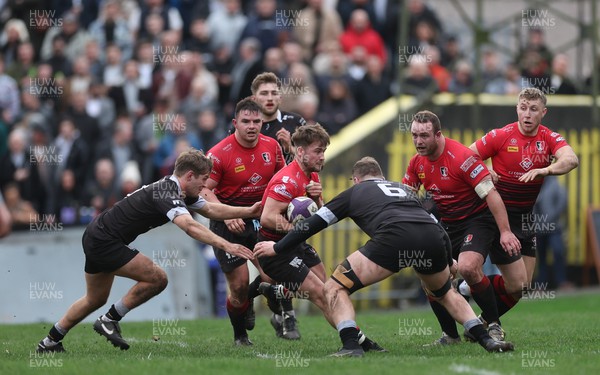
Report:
36,149,259,352
255,157,514,356
403,110,522,344
202,98,286,345
467,87,578,328
251,72,307,164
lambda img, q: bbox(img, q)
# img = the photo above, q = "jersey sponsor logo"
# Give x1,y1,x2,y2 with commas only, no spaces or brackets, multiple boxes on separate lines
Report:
510,138,518,145
502,126,513,133
440,166,448,177
535,141,545,152
447,150,456,159
235,157,243,164
550,132,559,138
274,184,293,199
223,144,233,151
556,137,565,142
464,234,473,245
470,164,485,179
429,184,441,193
507,146,519,152
172,199,183,206
460,156,477,172
289,257,303,268
262,152,271,163
250,154,255,162
248,173,262,185
282,176,290,183
481,135,487,145
520,157,533,171
491,129,498,137
235,165,246,173
418,172,425,179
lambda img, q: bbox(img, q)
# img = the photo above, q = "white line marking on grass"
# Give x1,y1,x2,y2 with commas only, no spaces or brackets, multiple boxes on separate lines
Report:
449,363,509,375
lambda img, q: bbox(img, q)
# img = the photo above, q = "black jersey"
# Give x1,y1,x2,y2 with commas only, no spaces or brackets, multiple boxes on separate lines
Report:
273,179,437,253
261,110,306,164
90,175,206,244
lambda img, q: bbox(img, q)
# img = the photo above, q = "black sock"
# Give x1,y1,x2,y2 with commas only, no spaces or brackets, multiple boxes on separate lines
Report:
226,298,248,338
339,327,361,349
247,275,262,300
281,297,293,312
470,277,499,323
468,323,491,345
48,325,65,342
106,304,123,321
428,297,459,338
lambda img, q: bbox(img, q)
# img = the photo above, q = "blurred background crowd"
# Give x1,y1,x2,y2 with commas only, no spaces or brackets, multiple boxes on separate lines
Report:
0,0,593,231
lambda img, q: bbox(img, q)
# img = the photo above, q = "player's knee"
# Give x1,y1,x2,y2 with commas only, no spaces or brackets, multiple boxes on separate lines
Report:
152,268,169,294
228,283,248,303
87,294,109,309
330,260,364,295
458,261,483,284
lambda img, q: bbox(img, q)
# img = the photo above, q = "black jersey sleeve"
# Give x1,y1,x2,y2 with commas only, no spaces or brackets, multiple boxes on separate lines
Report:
273,214,328,254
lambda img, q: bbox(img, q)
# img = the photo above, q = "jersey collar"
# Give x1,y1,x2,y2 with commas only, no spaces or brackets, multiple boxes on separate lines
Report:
169,175,183,196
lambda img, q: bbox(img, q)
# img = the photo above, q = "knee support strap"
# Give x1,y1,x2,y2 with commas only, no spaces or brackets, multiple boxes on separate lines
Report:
422,277,453,298
331,259,364,295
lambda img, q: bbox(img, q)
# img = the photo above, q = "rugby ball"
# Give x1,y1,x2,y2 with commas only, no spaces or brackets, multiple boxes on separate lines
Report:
286,197,318,224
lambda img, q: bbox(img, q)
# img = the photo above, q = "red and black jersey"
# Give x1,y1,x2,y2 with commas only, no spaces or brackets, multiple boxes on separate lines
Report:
259,160,320,240
474,122,569,210
207,134,285,206
403,138,490,222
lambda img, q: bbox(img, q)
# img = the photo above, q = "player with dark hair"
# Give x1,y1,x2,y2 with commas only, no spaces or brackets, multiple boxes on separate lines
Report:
36,149,260,353
466,87,578,331
403,110,522,344
251,72,307,164
202,97,286,345
255,157,514,357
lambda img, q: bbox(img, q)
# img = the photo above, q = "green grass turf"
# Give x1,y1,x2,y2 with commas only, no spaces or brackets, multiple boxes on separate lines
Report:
2,291,599,375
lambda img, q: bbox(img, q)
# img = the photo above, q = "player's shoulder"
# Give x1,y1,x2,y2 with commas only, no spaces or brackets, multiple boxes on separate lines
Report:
258,134,280,146
207,134,235,157
538,124,564,140
280,111,307,126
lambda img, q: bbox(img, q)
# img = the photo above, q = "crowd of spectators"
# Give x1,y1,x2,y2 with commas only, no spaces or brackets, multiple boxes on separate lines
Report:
0,0,594,230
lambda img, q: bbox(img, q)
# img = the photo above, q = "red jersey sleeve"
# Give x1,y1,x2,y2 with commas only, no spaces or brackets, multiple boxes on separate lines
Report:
402,155,422,190
266,178,297,203
475,127,507,161
544,128,569,155
457,151,490,188
207,148,224,184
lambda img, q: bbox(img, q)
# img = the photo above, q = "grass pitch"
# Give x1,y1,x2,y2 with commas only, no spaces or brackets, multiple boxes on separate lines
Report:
2,291,599,375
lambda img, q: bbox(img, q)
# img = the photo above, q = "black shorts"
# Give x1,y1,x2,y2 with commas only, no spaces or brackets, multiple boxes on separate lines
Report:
82,226,139,274
211,219,259,273
507,208,537,258
257,233,322,290
444,209,521,265
358,222,451,275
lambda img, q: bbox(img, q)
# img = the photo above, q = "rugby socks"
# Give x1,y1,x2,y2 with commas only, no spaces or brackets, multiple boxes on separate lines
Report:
247,275,262,300
464,318,489,346
428,296,460,339
281,298,295,317
104,299,130,322
469,276,500,323
337,320,361,349
226,297,249,338
483,274,519,322
43,323,67,346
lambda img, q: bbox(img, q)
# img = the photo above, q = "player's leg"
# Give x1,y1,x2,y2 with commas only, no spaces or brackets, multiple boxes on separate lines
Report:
419,269,514,353
326,251,393,357
91,252,168,350
37,272,115,353
224,264,253,345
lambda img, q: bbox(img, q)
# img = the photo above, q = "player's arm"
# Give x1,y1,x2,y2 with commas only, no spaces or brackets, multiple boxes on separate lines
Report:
254,214,328,257
200,178,248,234
260,197,294,233
519,145,579,183
195,201,261,221
173,214,254,259
475,176,521,256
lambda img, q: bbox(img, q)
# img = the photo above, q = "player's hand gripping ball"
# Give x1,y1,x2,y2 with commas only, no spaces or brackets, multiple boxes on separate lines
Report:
286,197,318,225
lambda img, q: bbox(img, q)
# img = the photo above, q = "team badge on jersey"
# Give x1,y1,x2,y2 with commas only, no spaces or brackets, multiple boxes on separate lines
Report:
262,152,271,163
440,166,448,177
464,234,473,245
536,141,545,152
